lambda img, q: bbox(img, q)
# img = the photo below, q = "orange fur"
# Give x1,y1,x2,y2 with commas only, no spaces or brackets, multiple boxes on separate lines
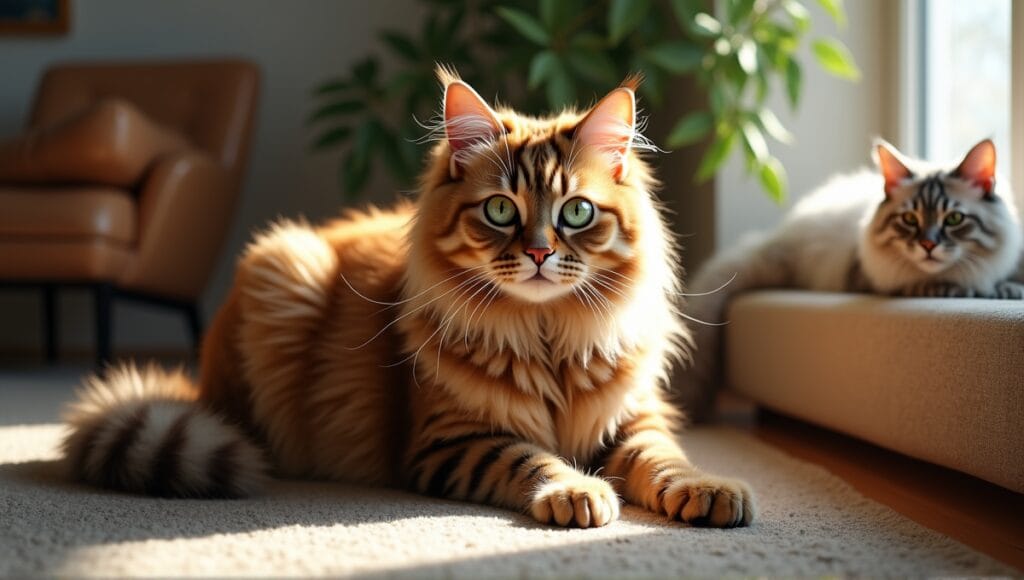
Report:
61,73,754,527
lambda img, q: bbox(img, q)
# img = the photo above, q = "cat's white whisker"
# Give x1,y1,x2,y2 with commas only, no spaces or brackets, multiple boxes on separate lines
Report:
342,265,486,308
349,272,487,350
673,272,737,297
380,276,487,370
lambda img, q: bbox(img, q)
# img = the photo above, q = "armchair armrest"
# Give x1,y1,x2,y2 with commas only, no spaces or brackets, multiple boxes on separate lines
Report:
0,98,188,187
118,151,235,300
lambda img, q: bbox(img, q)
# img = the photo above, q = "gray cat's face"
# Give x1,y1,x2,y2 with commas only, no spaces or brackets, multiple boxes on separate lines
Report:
864,139,1022,290
876,173,1001,274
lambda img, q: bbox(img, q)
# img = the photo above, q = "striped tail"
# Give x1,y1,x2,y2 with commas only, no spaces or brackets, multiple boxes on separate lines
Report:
677,231,790,421
61,363,268,498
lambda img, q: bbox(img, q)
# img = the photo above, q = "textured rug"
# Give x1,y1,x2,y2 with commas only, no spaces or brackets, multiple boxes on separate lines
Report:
0,369,1015,577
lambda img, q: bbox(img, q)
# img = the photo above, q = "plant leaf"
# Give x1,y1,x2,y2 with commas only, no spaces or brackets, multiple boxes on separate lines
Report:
540,0,558,28
567,47,618,83
353,59,378,86
311,126,351,150
342,150,370,197
545,57,575,109
666,111,714,148
811,37,861,80
816,0,847,28
380,31,419,61
571,31,606,51
529,50,558,89
696,129,737,182
379,128,416,182
740,120,768,162
737,39,758,75
496,7,550,46
727,0,757,26
608,0,652,45
307,100,365,124
782,0,811,32
670,0,702,27
645,41,703,74
784,57,802,109
351,120,380,165
312,78,350,96
691,12,722,38
757,108,794,143
759,157,788,203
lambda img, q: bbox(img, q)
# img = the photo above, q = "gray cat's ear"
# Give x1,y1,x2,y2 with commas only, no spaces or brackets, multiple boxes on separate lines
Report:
873,139,913,197
954,139,996,198
443,79,502,178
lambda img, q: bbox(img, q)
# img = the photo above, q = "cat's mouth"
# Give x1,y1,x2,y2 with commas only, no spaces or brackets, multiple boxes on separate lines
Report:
916,255,950,273
500,270,572,303
526,272,553,283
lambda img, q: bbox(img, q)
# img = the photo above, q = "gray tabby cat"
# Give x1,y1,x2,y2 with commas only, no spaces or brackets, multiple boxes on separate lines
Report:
679,139,1024,419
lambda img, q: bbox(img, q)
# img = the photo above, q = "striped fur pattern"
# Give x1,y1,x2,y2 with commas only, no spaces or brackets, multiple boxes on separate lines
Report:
61,70,755,528
62,364,267,497
677,139,1024,418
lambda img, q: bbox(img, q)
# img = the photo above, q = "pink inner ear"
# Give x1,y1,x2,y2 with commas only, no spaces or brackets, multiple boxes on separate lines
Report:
444,81,501,163
576,88,636,181
957,139,996,193
876,144,912,195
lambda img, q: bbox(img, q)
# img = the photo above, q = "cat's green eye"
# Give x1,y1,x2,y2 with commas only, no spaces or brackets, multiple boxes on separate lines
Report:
484,195,517,227
561,197,595,229
901,211,918,226
944,211,965,227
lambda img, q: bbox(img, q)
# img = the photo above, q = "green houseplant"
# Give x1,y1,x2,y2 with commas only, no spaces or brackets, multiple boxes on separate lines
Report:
309,0,858,201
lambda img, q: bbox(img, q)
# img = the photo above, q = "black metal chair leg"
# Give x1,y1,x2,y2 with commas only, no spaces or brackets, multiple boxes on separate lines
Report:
185,303,203,354
42,285,58,363
94,283,113,371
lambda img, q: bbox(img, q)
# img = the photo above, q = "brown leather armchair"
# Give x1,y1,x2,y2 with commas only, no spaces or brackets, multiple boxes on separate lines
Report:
0,60,260,366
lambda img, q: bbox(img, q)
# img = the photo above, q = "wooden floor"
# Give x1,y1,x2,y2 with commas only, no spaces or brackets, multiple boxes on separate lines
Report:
730,406,1024,570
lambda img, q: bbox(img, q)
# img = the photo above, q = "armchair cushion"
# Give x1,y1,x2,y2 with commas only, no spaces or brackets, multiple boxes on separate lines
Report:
0,98,188,188
0,186,136,244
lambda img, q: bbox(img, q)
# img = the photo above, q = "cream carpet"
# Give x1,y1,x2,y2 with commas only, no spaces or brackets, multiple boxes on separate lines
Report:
0,368,1015,577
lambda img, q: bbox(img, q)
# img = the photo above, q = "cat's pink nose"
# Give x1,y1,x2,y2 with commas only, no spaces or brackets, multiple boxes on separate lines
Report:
919,239,937,252
525,247,554,265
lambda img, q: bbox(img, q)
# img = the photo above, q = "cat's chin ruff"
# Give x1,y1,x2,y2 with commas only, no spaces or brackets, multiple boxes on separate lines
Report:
400,255,682,371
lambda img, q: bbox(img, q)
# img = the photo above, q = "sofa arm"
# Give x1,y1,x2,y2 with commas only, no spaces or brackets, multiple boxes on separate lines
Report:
118,151,235,300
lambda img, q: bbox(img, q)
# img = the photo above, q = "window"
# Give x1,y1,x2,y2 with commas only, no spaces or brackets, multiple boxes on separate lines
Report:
902,0,1012,166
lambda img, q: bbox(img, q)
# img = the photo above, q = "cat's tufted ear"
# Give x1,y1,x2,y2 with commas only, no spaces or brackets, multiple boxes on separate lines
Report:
954,139,996,198
874,140,913,197
576,87,636,181
444,80,503,178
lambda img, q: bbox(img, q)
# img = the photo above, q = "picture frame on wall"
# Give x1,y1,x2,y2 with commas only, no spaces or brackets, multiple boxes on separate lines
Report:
0,0,70,35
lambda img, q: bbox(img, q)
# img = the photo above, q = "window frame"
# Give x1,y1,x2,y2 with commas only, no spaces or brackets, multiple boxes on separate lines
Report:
900,0,1021,209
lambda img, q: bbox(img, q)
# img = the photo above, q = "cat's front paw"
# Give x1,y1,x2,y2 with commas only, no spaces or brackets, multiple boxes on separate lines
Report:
659,474,755,528
992,280,1024,299
530,475,620,528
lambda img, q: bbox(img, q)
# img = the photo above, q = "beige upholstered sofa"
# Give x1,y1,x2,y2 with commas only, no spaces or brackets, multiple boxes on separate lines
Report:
725,291,1024,493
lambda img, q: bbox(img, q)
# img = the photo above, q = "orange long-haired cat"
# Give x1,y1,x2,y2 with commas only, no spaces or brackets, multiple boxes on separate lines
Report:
62,70,755,528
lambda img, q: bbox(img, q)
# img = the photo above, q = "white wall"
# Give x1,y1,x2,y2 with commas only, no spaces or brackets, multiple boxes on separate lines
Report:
715,0,894,249
0,0,419,355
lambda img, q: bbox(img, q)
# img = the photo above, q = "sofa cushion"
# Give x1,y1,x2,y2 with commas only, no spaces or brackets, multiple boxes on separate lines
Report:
725,291,1024,493
0,98,189,188
0,186,136,244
